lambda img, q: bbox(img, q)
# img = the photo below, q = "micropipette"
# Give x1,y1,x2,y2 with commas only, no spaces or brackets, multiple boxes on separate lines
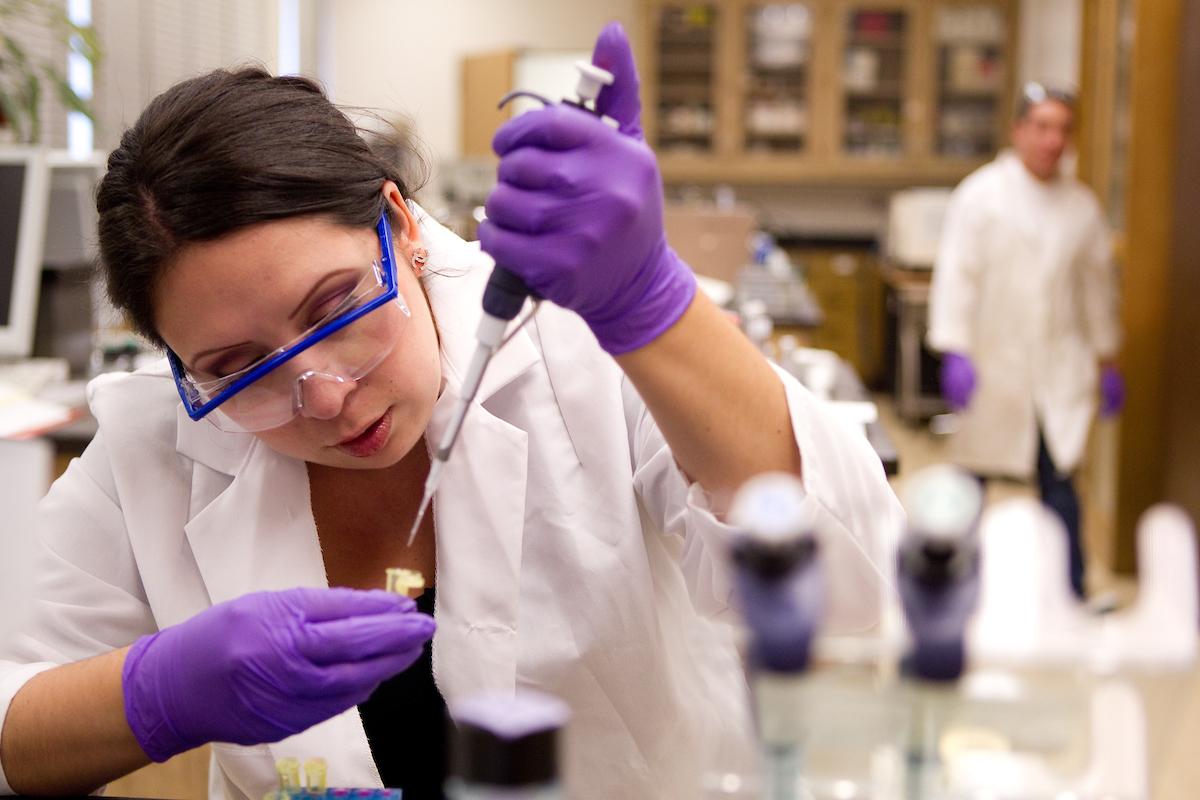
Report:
407,60,615,547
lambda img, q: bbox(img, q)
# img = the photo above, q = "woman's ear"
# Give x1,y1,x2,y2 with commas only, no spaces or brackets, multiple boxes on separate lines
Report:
382,180,421,247
382,181,427,275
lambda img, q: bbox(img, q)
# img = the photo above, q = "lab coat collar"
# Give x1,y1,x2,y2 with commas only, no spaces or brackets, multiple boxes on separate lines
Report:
174,404,255,476
411,203,542,401
181,440,385,790
998,148,1066,191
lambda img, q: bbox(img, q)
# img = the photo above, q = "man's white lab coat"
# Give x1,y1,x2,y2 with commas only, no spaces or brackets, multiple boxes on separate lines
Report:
927,151,1122,478
0,212,903,799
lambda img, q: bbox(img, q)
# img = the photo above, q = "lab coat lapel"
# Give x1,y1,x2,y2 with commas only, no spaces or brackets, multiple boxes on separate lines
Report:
419,211,539,702
181,429,327,605
531,302,624,469
177,411,383,789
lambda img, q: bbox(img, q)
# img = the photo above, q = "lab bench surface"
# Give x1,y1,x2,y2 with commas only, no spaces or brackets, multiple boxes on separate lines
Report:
830,358,899,477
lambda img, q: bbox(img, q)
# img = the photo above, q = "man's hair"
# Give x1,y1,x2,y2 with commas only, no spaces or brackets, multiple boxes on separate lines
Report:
1015,81,1077,121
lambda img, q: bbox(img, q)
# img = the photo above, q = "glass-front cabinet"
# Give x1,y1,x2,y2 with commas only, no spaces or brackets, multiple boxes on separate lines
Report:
644,0,1017,182
743,3,814,154
840,5,910,157
934,4,1009,157
652,5,720,154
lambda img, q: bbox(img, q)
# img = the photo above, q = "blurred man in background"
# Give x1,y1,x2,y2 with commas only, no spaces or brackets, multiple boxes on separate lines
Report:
927,83,1124,600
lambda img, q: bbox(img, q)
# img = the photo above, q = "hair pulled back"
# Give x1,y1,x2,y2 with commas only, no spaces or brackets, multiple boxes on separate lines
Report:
96,66,420,346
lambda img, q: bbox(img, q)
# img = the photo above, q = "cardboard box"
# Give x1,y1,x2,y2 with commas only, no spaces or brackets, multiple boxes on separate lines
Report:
663,204,758,284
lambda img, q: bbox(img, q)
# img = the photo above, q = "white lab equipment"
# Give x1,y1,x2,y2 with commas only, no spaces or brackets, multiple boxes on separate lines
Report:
884,188,951,269
741,299,775,359
728,473,825,800
0,437,52,645
714,465,1197,800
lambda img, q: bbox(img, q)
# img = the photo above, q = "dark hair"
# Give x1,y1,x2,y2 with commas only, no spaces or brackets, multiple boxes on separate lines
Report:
96,66,424,347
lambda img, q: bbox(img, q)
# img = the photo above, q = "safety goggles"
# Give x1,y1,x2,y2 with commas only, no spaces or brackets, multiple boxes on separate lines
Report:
167,213,412,433
1017,81,1076,117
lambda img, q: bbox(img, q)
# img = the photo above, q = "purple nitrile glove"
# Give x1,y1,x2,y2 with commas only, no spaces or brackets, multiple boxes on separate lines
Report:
940,352,977,411
1100,364,1125,417
122,587,435,762
477,22,696,355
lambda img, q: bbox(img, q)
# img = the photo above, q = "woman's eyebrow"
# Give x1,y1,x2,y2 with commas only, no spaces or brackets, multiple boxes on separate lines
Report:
189,340,252,365
187,267,361,365
287,268,360,321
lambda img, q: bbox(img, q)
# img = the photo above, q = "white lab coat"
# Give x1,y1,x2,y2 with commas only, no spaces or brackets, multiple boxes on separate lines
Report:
927,151,1121,478
0,211,903,800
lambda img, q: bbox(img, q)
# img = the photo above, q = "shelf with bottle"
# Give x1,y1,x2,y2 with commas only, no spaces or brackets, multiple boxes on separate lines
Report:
657,51,715,76
744,3,812,154
846,8,906,39
655,4,718,152
745,102,808,151
845,100,903,156
841,7,907,127
934,6,1006,158
747,2,812,69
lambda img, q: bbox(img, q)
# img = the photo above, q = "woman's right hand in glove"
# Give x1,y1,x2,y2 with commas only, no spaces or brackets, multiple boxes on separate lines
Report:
122,587,435,761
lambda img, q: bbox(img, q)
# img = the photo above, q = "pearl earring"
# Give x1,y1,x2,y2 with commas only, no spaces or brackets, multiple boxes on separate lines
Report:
412,248,429,275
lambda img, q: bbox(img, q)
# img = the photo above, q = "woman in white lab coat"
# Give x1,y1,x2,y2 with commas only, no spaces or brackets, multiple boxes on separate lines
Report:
0,25,900,800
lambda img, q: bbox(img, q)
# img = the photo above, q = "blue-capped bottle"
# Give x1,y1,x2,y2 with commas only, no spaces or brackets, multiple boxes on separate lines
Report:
897,464,985,682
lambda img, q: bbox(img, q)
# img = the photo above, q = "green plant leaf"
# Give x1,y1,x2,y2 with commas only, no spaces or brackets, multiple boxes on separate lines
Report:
46,67,93,119
0,0,103,142
25,69,40,143
0,85,29,141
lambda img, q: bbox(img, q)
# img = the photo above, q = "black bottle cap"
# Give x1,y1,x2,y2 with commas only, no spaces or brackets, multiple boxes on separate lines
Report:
448,691,568,787
731,534,818,580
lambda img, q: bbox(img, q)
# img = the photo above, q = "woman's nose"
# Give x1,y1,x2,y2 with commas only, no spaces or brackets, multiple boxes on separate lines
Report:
295,370,356,420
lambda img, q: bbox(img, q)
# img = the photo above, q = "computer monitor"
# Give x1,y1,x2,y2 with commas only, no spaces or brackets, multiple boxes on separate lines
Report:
42,150,104,269
0,149,50,358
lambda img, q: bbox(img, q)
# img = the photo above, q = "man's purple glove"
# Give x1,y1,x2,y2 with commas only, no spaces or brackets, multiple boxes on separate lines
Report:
940,352,977,411
122,588,435,762
1100,363,1125,417
477,22,696,355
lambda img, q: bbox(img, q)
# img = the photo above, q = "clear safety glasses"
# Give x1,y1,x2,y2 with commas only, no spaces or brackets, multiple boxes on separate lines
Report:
1017,81,1077,116
167,213,412,433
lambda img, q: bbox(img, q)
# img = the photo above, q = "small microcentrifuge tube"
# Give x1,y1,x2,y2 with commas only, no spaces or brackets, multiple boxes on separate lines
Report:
275,757,301,791
385,567,425,598
304,757,328,793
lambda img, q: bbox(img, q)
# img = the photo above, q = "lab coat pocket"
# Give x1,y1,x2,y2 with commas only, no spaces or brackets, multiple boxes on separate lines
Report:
209,742,277,800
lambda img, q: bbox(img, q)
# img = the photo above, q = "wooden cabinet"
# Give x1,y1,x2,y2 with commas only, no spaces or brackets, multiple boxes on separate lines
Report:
787,247,886,385
642,0,1018,185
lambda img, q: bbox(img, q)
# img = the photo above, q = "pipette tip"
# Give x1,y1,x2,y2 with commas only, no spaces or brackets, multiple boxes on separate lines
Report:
407,497,430,547
406,458,444,547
